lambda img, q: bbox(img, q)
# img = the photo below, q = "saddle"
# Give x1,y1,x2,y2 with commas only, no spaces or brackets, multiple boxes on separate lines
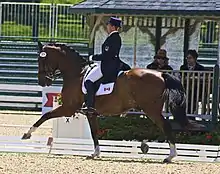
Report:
82,63,124,96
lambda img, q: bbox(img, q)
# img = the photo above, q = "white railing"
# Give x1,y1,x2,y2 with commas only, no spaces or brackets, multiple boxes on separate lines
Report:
163,70,214,116
0,136,219,162
0,2,89,41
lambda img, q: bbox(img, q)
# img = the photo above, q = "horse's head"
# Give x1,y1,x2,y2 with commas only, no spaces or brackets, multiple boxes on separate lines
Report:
37,42,64,87
37,42,89,87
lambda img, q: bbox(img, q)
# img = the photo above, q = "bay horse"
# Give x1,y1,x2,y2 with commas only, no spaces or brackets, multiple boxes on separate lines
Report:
22,42,200,163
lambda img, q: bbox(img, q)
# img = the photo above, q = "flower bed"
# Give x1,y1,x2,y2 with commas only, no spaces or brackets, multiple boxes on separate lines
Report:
97,116,220,145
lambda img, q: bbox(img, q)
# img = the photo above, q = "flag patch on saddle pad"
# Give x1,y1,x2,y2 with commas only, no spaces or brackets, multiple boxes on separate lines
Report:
82,81,115,96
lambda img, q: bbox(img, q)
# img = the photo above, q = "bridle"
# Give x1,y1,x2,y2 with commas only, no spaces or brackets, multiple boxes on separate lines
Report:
45,69,61,81
38,51,61,82
38,45,92,82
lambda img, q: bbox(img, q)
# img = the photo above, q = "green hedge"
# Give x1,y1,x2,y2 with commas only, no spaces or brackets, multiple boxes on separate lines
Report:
41,0,82,4
1,22,89,42
97,115,220,145
1,22,89,40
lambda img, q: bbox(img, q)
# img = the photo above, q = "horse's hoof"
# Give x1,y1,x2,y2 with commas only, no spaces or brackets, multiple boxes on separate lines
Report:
21,133,31,140
141,141,149,154
163,158,171,163
86,155,94,160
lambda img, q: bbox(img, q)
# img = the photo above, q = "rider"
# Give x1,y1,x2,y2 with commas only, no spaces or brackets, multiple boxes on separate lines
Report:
81,17,124,113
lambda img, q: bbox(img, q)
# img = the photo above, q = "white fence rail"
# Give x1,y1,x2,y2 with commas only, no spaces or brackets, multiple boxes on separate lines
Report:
0,2,89,41
0,136,219,163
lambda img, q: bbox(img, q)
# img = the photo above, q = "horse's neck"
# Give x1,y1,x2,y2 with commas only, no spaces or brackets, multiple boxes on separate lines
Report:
61,67,84,86
62,71,80,83
60,58,89,87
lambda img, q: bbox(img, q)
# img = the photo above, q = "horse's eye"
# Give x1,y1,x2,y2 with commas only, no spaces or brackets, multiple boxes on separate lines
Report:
39,52,47,58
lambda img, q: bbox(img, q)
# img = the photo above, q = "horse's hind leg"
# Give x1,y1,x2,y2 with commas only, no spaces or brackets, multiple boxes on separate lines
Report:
160,116,177,163
86,113,100,159
143,109,177,163
22,105,74,139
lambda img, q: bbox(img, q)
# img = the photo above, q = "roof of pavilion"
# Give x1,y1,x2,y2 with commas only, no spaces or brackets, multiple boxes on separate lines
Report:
69,0,220,17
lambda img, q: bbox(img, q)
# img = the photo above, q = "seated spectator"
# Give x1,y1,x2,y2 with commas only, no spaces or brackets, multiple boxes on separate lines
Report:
180,49,204,71
146,49,173,70
180,49,205,115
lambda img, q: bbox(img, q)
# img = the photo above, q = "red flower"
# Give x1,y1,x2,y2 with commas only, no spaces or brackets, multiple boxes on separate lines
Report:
206,134,212,140
97,129,105,136
97,129,110,136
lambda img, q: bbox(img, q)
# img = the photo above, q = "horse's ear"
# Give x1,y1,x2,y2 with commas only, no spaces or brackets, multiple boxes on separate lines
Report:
37,41,43,50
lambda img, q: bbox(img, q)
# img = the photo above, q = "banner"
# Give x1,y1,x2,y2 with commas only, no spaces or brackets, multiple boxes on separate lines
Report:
42,86,62,115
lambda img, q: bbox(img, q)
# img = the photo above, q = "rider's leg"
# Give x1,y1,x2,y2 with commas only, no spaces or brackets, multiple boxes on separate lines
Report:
85,65,103,83
84,80,96,109
82,65,103,111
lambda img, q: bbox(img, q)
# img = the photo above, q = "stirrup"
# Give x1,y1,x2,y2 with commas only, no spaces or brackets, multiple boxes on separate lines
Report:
81,106,96,114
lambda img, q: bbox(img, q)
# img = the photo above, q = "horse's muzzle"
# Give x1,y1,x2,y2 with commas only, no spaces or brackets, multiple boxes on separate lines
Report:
38,75,52,87
38,77,46,87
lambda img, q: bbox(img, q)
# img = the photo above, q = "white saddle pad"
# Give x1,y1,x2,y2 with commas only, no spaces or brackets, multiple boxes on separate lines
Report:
82,64,123,96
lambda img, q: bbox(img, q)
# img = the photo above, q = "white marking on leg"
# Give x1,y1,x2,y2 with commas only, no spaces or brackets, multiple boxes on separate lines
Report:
92,145,100,157
165,143,177,162
169,143,177,158
27,126,37,134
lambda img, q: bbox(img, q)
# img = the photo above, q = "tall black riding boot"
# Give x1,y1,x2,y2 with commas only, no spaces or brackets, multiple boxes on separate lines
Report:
81,80,96,113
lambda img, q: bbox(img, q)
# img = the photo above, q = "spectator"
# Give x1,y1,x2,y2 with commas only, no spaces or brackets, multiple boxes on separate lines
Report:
180,49,204,71
146,49,173,70
180,49,205,115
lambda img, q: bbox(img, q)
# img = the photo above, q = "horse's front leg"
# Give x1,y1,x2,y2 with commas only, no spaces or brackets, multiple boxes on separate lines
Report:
22,105,75,139
86,113,100,159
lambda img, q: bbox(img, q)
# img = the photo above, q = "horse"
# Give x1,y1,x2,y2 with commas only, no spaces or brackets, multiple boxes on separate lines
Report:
22,42,201,163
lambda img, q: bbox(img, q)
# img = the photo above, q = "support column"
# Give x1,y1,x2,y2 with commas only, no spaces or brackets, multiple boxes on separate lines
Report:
155,17,162,54
133,17,138,68
89,15,104,56
211,21,220,128
183,19,190,65
88,15,95,56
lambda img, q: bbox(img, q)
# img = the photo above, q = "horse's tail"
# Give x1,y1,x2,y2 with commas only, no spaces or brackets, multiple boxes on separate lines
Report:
161,73,189,128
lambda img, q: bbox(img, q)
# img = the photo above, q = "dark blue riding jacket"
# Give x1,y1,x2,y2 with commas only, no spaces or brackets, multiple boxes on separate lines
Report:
92,32,121,79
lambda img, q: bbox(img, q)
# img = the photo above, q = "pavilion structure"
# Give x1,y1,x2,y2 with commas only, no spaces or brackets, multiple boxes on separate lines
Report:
69,0,220,129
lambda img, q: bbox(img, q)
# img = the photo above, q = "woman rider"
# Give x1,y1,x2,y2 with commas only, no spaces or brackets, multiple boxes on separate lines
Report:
81,17,128,113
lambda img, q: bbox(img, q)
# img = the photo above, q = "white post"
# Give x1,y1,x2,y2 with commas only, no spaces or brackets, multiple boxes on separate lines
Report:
133,17,138,68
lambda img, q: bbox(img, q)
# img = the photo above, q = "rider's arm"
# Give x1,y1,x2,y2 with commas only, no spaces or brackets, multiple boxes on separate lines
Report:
92,35,121,61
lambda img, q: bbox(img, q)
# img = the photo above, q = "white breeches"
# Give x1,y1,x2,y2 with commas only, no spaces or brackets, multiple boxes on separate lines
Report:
85,65,103,83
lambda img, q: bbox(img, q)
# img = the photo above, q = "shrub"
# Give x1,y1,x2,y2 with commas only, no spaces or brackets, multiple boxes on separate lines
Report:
1,20,89,42
97,115,220,145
